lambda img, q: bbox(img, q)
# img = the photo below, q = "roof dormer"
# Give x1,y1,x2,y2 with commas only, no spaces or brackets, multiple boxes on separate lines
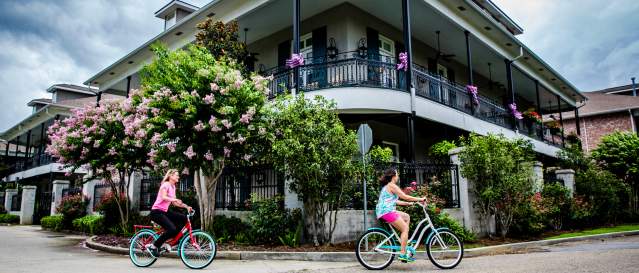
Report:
155,0,199,31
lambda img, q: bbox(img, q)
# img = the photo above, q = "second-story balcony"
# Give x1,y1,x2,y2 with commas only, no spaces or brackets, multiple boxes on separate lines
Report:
260,52,564,147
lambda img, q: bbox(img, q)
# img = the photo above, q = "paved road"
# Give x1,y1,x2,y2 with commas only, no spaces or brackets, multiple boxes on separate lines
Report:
2,225,638,273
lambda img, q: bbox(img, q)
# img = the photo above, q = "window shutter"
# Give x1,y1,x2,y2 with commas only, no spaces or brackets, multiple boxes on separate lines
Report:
277,40,291,69
312,26,327,87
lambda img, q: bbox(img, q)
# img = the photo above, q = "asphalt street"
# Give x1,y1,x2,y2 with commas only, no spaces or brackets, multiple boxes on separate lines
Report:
1,225,638,273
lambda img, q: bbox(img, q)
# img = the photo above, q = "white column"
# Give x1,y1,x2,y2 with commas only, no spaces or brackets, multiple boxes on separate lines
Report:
83,179,98,214
4,189,17,211
556,169,576,198
51,180,70,215
283,178,302,209
20,185,37,225
532,162,544,193
128,171,143,212
449,147,495,237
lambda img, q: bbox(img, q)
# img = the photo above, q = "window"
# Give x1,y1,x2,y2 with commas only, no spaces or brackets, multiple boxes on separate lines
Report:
378,34,395,61
381,141,400,162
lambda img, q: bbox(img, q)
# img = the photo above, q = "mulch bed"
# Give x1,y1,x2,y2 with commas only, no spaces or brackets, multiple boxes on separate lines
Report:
93,234,356,252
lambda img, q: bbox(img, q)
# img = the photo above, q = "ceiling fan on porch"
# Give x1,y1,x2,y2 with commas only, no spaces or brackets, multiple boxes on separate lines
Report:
244,28,260,63
434,31,456,62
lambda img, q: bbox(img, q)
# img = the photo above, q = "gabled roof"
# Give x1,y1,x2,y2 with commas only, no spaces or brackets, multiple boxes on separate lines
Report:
46,83,97,95
155,0,199,19
591,83,639,95
27,98,52,107
562,92,639,119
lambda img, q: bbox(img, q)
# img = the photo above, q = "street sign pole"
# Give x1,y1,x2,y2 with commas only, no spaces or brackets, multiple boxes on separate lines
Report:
357,124,373,231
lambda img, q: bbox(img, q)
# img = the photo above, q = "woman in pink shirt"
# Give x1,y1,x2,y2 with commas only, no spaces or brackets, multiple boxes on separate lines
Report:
147,169,193,257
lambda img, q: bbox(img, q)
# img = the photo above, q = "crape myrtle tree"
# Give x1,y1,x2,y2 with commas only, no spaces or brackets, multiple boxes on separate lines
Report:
459,134,535,238
269,94,358,246
46,100,152,232
130,43,272,231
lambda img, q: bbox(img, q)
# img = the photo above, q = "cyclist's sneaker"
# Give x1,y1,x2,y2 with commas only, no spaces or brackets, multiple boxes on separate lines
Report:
406,246,416,256
398,253,416,263
161,243,172,253
145,244,160,258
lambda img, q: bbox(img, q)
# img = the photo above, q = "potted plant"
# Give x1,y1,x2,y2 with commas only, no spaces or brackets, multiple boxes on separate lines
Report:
546,120,561,135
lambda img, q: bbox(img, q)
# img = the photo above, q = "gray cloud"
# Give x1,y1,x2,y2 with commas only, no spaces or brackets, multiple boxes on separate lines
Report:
493,0,639,91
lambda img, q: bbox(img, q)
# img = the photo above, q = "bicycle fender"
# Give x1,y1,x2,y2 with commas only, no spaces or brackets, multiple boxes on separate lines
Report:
425,227,451,244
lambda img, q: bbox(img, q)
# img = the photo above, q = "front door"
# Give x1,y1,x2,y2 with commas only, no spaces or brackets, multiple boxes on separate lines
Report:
378,34,395,88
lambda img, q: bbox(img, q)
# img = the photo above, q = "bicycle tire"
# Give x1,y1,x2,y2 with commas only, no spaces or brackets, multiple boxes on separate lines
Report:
178,230,217,269
356,229,396,270
129,229,159,267
426,229,463,269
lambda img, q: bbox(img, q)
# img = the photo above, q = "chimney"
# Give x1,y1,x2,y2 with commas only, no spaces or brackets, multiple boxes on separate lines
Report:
632,77,637,97
155,0,199,31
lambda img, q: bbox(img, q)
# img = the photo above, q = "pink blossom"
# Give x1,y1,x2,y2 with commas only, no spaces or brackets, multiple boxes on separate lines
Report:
219,88,228,95
396,52,408,71
160,160,169,167
203,94,215,104
167,143,176,153
204,151,214,161
108,147,117,155
190,90,200,97
166,119,175,129
184,145,196,159
224,147,231,158
151,108,160,116
83,137,91,144
233,80,242,90
240,114,251,124
182,168,190,175
466,85,479,105
221,119,232,129
258,127,267,135
210,83,219,91
151,133,162,145
243,154,252,161
194,120,205,131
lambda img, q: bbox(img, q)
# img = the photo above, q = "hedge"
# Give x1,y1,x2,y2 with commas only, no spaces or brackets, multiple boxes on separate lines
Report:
0,214,20,224
41,215,64,231
72,215,105,234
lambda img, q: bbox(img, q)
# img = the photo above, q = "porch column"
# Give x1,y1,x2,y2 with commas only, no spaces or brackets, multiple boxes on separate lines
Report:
504,59,516,130
402,0,416,162
25,130,31,159
96,91,102,107
575,107,581,136
557,95,565,147
291,0,300,96
535,80,544,139
4,138,9,158
14,135,20,169
464,30,475,114
556,169,575,198
125,75,132,98
37,122,45,165
4,189,17,211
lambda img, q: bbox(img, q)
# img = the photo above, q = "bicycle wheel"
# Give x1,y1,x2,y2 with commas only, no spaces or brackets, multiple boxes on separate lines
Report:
179,230,217,269
356,230,396,270
426,229,463,269
129,230,158,267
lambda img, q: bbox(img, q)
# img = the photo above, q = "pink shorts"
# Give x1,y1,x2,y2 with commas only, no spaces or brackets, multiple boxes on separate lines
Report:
379,212,400,223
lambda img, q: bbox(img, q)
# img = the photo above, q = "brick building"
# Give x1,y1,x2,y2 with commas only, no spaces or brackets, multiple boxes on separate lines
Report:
560,85,639,153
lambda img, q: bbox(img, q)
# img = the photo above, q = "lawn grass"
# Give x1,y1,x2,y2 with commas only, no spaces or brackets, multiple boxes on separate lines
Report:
544,224,639,240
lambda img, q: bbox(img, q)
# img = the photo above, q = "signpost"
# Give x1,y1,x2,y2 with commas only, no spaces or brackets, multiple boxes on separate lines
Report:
357,124,373,230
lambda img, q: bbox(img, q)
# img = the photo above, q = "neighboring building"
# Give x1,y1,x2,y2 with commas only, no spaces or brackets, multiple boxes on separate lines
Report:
0,84,122,222
561,87,639,153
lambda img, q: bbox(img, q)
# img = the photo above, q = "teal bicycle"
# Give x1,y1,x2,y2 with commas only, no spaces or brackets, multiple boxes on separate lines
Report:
356,202,463,270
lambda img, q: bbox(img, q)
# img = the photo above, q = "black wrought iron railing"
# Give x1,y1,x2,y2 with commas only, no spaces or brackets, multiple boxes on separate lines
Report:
261,55,560,147
215,166,285,210
11,194,21,211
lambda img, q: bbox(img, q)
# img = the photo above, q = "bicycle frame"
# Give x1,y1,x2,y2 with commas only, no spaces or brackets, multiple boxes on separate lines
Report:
133,211,197,248
373,203,448,254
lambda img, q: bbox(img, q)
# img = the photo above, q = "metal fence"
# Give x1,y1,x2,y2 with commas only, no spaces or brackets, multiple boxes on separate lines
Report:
343,161,461,210
215,166,285,210
139,173,195,210
544,171,564,186
93,183,111,210
61,187,82,198
11,194,21,211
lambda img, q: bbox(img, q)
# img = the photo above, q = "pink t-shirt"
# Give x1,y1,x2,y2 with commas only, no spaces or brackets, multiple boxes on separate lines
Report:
151,182,176,212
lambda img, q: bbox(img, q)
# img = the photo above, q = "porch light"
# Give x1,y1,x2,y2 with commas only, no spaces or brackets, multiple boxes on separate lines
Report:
327,38,338,59
357,38,367,58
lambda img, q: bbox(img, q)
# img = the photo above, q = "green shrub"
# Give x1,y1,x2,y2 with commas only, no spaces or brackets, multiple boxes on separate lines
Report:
509,198,546,238
41,215,64,231
94,192,126,230
575,167,629,226
209,215,250,243
0,214,19,224
249,194,302,245
56,194,89,229
540,183,572,230
72,215,106,234
0,205,6,214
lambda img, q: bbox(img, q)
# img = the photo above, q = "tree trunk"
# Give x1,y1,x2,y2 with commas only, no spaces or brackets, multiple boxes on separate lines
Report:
193,163,224,232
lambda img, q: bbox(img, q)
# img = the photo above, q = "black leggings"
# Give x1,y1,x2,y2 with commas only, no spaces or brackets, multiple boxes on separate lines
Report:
150,209,187,247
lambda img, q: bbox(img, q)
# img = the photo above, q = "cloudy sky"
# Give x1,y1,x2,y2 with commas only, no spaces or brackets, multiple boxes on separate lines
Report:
0,0,638,132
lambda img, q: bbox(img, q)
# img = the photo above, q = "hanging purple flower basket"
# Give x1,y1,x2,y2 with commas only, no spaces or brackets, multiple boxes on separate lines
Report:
509,102,523,120
466,85,479,105
286,53,305,68
396,52,408,71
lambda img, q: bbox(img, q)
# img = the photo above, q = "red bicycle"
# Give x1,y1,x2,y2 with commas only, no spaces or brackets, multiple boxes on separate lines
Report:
129,210,216,269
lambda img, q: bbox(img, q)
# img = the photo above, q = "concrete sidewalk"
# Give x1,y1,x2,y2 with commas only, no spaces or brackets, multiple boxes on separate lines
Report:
85,230,639,261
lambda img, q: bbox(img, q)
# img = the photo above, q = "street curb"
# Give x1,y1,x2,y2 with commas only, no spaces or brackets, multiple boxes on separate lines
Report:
464,230,639,257
85,230,639,261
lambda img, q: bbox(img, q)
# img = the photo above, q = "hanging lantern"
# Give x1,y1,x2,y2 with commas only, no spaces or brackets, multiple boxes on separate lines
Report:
357,38,367,58
327,38,338,59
